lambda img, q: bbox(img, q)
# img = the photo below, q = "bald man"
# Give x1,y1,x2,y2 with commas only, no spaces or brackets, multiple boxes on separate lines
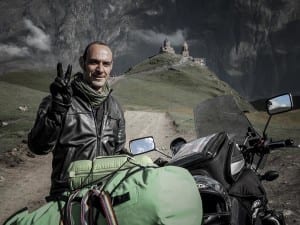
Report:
28,42,126,196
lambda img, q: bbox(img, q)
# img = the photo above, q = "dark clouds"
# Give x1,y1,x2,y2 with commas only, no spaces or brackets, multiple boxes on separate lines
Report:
0,19,51,61
23,19,51,52
130,29,186,46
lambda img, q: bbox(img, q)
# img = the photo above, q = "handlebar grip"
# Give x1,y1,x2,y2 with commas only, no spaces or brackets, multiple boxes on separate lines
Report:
268,139,294,149
285,139,294,146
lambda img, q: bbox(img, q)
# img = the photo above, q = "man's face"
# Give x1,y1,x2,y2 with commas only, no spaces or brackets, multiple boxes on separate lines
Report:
84,44,113,92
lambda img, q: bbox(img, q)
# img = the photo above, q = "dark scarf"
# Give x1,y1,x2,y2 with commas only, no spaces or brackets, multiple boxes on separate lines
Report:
72,73,111,108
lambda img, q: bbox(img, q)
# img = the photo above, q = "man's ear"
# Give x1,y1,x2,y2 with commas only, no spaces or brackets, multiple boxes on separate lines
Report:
79,56,85,71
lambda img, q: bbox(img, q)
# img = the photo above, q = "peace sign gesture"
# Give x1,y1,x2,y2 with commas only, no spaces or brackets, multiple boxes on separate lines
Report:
50,62,73,113
56,62,72,86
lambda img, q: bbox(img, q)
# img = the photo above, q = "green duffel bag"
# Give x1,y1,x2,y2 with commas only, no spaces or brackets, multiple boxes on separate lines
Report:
69,166,203,225
67,154,155,190
3,201,63,225
4,155,203,225
67,155,203,225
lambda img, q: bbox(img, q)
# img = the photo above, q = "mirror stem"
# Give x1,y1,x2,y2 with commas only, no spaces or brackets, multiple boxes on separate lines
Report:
263,115,272,138
155,149,172,159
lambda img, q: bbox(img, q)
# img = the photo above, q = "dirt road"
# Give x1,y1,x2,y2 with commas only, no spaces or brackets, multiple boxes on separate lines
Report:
0,110,187,224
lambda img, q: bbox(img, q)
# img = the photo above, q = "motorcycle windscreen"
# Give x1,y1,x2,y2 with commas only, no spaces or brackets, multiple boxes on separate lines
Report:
194,95,267,169
194,95,257,143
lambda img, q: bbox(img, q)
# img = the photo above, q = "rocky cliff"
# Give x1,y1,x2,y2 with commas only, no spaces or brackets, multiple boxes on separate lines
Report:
0,0,299,99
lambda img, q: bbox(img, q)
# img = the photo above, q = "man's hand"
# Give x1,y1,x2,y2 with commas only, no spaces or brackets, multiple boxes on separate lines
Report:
50,63,73,113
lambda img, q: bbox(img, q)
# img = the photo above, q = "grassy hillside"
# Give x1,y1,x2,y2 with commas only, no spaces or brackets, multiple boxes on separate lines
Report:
0,70,55,92
113,53,252,133
125,53,182,74
0,70,53,152
0,81,47,152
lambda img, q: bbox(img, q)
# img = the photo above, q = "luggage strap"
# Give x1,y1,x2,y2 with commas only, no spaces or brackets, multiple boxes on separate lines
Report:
80,188,118,225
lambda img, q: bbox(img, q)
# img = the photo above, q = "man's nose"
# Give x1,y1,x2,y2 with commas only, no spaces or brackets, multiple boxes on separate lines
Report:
96,62,105,72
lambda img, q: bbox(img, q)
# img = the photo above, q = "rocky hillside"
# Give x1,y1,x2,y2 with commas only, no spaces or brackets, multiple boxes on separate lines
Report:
0,0,299,99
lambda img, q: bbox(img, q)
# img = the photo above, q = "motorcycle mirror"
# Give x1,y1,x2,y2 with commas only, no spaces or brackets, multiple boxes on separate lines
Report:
263,93,293,137
129,136,155,155
266,93,293,115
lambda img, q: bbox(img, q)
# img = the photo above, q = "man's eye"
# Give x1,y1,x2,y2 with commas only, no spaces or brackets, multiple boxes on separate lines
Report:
103,62,112,66
88,60,112,66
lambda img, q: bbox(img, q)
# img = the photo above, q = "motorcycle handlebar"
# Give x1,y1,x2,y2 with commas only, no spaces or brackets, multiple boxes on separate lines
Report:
267,139,294,150
243,138,297,155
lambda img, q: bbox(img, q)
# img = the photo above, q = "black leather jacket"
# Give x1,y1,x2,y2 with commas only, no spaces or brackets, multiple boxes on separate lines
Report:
28,89,126,195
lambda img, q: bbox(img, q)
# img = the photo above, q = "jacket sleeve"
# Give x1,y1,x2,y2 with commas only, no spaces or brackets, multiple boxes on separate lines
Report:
114,99,126,154
27,95,63,155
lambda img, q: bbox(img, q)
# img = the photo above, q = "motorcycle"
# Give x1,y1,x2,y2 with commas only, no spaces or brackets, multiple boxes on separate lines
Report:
129,93,299,225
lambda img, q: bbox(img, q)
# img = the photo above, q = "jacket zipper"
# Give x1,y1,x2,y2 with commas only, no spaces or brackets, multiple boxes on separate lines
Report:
89,91,111,156
91,107,100,155
91,99,109,156
100,102,108,155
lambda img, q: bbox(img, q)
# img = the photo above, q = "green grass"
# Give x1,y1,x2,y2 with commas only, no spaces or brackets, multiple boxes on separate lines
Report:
0,81,47,152
0,70,55,92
